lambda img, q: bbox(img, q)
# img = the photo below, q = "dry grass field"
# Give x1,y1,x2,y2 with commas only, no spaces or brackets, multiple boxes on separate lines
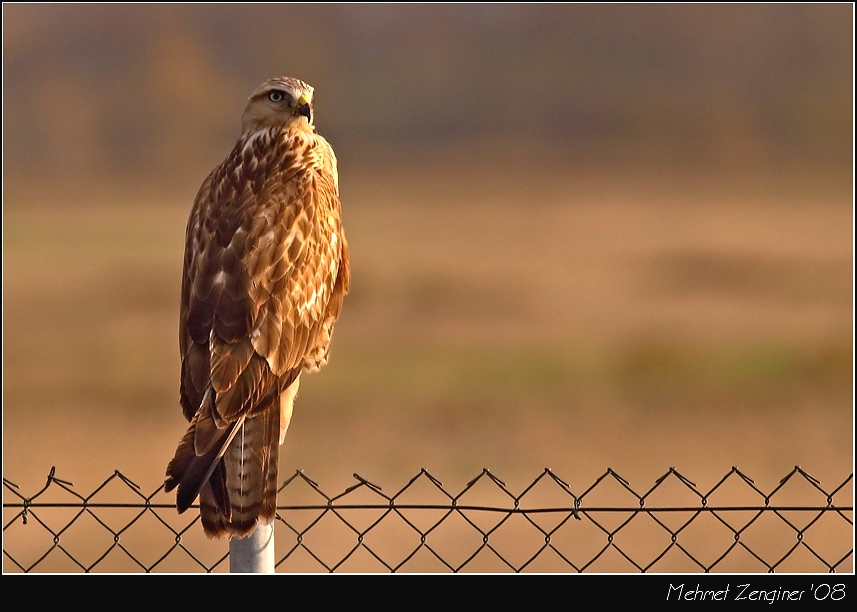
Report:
3,145,853,572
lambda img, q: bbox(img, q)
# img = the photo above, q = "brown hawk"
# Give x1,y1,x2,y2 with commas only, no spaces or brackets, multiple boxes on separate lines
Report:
165,77,350,539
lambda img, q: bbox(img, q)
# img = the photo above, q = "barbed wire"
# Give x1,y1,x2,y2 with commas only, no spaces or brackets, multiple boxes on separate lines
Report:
3,466,852,573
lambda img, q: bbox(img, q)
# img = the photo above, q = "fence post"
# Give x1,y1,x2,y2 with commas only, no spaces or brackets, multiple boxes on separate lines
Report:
229,522,275,573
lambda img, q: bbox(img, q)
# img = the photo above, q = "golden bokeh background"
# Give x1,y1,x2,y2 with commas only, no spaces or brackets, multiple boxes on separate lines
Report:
3,4,852,572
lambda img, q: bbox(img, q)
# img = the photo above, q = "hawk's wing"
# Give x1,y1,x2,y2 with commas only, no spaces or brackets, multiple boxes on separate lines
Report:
167,135,349,536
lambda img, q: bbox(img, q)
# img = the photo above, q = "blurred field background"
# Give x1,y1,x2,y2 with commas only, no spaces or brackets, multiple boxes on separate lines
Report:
2,4,853,572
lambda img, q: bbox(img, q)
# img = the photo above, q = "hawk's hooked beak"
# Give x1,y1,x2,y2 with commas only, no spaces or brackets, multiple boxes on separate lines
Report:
295,94,312,123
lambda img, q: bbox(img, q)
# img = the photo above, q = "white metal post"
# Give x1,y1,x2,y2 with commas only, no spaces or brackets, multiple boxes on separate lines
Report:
229,522,275,573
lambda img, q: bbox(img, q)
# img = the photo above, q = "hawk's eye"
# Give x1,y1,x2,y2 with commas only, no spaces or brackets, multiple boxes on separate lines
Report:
268,91,286,103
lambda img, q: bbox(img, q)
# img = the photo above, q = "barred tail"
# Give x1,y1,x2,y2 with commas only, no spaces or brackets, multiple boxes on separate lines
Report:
166,378,299,539
200,409,281,538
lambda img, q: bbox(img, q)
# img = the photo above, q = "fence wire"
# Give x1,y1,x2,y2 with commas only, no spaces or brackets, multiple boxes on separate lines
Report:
3,466,852,573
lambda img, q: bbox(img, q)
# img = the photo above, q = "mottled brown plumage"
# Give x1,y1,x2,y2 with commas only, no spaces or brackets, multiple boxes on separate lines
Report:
165,77,349,538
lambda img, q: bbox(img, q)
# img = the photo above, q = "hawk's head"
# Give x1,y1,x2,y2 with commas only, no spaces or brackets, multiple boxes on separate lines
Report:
241,77,315,134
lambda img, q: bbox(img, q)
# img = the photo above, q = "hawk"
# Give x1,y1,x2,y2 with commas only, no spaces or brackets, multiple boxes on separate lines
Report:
165,77,350,539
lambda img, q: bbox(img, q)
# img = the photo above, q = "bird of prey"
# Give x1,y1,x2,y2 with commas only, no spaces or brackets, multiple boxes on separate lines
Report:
165,77,350,539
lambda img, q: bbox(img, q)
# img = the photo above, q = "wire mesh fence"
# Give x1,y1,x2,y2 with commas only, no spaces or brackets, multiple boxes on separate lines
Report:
3,465,852,573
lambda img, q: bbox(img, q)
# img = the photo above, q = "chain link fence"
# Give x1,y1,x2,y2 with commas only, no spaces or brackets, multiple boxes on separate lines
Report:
3,466,852,573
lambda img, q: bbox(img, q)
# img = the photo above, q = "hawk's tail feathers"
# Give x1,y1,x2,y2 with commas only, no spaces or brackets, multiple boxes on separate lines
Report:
166,379,296,539
201,408,281,539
